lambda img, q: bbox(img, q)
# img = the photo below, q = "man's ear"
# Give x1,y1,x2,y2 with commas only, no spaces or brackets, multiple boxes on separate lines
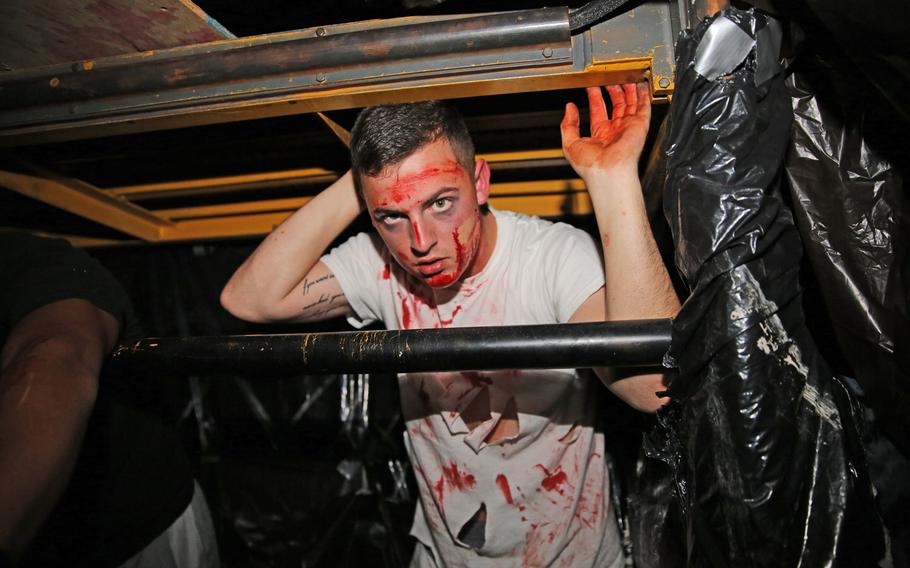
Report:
474,158,491,205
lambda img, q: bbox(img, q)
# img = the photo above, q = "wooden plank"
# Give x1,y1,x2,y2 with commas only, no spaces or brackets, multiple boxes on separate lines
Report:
0,170,171,241
144,179,589,241
0,0,232,70
0,228,132,248
156,197,313,221
107,168,339,199
106,151,569,200
317,112,352,148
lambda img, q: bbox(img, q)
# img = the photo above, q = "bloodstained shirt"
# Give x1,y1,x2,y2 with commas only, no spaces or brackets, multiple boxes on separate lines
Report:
322,209,622,567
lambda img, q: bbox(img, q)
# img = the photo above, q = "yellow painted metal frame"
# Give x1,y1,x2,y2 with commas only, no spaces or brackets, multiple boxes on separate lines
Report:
3,58,649,246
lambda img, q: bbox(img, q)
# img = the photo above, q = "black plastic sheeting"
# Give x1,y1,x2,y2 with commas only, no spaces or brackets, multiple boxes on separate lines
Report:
637,7,885,566
785,56,910,460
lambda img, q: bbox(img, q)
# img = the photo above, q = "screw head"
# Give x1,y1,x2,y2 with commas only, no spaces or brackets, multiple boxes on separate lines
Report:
316,27,326,37
658,77,671,88
49,77,60,87
316,72,327,83
542,47,553,58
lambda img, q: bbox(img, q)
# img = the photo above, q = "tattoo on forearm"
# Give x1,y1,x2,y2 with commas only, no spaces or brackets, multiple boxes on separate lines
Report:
302,291,345,315
303,273,335,296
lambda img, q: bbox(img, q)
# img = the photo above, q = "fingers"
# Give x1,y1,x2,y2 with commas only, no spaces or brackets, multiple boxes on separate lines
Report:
606,85,625,118
623,83,638,115
637,81,652,123
586,86,609,128
560,102,581,151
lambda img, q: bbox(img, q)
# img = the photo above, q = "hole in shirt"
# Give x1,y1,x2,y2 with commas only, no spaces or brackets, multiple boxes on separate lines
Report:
485,396,519,444
558,422,581,445
457,503,486,549
461,386,491,432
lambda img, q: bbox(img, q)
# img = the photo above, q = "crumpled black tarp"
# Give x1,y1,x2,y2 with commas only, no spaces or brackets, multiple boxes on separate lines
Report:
644,7,884,566
785,60,909,460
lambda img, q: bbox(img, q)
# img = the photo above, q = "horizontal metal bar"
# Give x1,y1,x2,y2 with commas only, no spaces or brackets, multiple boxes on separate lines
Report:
0,9,569,127
111,319,673,376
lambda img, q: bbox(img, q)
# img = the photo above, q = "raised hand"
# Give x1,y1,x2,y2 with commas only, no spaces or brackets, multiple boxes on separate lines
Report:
560,82,651,183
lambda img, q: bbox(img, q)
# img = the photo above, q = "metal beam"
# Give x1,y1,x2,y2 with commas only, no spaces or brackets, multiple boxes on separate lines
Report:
0,0,673,147
111,319,673,376
0,8,576,145
0,170,172,241
107,167,339,200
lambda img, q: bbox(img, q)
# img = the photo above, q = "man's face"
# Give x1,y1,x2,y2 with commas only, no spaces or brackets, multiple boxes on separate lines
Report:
361,137,490,288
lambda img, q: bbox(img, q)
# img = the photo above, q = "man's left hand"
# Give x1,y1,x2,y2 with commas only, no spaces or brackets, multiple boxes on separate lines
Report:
560,82,651,183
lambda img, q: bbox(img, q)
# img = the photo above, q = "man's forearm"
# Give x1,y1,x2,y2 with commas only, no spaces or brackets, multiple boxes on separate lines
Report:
588,169,680,321
0,349,98,558
221,171,361,322
587,170,680,412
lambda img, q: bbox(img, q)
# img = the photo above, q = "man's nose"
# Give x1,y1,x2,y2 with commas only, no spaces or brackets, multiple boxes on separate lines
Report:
409,218,435,255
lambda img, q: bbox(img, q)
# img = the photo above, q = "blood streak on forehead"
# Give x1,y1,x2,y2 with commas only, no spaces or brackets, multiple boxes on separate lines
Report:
382,160,468,205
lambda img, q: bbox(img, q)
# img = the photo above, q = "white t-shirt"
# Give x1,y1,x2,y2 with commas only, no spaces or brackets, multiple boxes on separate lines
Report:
322,208,621,568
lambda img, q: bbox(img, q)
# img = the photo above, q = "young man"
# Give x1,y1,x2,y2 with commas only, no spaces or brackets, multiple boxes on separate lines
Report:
221,83,679,567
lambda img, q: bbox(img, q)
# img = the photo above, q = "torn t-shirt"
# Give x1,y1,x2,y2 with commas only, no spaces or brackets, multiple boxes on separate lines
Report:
322,208,621,567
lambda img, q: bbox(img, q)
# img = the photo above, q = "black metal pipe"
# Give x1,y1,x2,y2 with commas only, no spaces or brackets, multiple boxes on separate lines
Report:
0,8,569,111
111,319,672,377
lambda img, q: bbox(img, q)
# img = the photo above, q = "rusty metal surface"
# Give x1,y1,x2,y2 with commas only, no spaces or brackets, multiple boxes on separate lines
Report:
0,3,677,146
590,1,681,95
0,9,570,142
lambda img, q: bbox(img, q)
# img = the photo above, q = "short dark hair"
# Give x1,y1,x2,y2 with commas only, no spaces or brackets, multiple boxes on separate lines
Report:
350,100,475,193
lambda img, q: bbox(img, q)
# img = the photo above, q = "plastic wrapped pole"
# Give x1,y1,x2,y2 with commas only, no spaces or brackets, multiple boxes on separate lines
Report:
653,7,884,566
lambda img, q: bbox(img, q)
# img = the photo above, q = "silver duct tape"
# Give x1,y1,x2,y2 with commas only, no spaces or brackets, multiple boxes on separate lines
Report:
694,15,755,81
755,17,784,86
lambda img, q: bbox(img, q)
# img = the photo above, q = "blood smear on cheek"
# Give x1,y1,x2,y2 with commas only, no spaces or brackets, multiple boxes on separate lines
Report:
453,229,466,272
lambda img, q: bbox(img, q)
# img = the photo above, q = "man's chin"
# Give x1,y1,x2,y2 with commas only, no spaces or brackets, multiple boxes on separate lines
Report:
424,271,460,288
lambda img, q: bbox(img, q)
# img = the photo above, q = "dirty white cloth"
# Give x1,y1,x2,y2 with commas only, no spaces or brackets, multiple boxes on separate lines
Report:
323,208,621,567
118,482,220,568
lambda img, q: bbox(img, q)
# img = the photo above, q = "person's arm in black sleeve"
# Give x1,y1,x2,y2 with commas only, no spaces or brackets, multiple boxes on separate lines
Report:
0,298,119,560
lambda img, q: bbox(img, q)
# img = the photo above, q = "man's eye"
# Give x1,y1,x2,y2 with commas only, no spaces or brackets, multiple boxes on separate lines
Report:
379,214,404,226
432,198,452,212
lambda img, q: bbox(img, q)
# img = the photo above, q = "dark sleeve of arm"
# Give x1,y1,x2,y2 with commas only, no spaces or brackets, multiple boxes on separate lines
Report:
0,234,126,558
0,234,133,335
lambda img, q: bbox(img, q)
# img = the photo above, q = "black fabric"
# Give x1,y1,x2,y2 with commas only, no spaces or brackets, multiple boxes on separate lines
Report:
647,7,884,567
0,232,194,568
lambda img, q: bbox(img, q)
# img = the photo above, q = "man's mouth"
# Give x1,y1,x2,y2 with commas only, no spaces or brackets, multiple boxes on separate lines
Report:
416,259,446,275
